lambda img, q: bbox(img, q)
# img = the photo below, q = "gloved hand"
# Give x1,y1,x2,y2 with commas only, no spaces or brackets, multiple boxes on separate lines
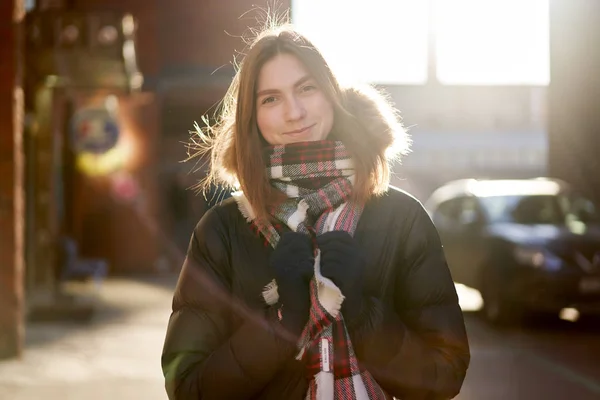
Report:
316,231,365,323
270,231,314,334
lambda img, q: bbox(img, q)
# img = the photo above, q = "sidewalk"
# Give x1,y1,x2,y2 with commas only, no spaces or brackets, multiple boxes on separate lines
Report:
0,274,178,400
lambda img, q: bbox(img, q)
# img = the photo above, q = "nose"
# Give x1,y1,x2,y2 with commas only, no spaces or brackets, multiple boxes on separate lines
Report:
284,95,306,122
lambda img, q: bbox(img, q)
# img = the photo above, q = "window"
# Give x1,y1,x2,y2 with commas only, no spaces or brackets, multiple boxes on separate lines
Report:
433,0,550,85
559,194,600,224
511,195,563,225
433,198,462,227
433,196,483,229
292,0,429,85
479,196,517,223
457,197,483,225
292,0,550,85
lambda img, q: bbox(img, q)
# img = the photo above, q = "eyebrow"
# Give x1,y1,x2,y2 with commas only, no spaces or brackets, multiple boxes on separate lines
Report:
256,75,313,98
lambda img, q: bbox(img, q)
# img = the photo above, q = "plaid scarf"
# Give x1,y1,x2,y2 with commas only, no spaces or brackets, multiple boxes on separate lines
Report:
232,140,388,400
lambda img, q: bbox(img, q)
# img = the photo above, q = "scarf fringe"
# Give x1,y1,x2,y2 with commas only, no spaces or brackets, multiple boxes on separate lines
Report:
315,371,334,400
313,250,344,318
260,255,346,316
262,279,279,306
232,192,345,316
233,192,282,306
231,141,383,398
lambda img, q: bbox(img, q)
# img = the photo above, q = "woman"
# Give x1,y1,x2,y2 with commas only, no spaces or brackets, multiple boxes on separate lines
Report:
162,24,470,400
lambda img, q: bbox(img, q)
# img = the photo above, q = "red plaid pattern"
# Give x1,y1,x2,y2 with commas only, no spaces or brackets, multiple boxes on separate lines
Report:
238,141,388,400
296,274,387,399
265,140,352,182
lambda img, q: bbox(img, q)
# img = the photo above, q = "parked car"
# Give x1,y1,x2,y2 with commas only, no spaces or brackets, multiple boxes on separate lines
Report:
425,178,600,324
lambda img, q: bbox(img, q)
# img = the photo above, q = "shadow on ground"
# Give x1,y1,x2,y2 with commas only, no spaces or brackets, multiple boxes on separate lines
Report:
24,273,179,349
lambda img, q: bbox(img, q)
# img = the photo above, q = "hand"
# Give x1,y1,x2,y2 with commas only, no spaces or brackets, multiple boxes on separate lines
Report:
316,231,365,323
270,231,314,333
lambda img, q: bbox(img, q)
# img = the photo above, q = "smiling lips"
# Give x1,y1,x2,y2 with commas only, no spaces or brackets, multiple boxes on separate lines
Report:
284,124,315,135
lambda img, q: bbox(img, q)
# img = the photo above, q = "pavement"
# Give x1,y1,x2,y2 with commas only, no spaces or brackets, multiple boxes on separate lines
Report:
1,277,599,400
455,285,600,400
0,274,178,400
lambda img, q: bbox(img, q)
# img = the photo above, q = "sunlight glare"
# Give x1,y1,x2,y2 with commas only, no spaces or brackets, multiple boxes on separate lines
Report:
292,0,550,86
292,0,429,85
433,0,550,85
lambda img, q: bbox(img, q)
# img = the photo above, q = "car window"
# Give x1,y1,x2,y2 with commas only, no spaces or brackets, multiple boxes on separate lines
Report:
559,194,600,224
511,196,564,224
457,197,483,225
433,197,483,228
477,192,600,225
478,196,517,223
433,198,462,227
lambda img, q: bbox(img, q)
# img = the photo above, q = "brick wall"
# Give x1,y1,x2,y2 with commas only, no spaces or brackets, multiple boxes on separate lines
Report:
0,0,25,359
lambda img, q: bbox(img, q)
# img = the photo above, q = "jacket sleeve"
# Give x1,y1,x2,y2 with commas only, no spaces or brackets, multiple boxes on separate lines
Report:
161,208,298,399
352,200,470,400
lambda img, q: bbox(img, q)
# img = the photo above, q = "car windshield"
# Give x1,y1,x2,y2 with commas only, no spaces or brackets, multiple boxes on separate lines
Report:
479,193,600,225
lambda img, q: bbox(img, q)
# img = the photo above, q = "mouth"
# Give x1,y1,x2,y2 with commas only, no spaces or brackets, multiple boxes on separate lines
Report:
283,124,316,135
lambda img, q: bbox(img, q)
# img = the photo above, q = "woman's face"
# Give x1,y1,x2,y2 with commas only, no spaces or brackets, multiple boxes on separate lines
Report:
255,53,334,145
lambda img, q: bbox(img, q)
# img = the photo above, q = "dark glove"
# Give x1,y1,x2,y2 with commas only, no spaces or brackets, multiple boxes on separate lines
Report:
316,231,365,323
270,231,314,334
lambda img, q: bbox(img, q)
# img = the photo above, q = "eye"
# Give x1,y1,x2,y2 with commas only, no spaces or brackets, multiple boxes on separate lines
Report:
301,84,316,92
261,96,277,105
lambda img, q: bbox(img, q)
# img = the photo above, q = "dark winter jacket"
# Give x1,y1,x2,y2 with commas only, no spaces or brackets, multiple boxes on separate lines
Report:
161,187,470,399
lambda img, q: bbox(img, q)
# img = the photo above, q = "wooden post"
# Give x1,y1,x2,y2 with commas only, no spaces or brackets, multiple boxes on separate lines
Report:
0,0,25,360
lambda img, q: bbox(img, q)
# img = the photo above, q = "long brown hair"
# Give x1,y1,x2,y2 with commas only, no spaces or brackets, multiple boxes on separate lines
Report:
193,24,410,222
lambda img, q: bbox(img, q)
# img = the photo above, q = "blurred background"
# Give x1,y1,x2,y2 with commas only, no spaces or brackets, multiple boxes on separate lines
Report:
1,0,599,399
